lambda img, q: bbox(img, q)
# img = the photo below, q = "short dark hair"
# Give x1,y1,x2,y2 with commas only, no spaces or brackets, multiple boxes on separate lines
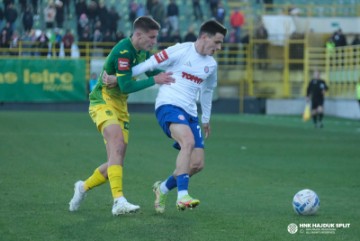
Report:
199,20,227,37
133,16,161,32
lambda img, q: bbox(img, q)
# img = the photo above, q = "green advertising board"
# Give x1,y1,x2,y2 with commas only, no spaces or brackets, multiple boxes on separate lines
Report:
0,59,87,102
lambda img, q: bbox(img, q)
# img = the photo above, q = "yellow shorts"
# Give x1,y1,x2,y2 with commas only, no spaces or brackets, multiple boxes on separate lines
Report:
89,104,130,144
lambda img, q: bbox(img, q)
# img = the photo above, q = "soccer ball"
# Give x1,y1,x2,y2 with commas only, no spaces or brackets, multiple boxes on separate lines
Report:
292,189,320,215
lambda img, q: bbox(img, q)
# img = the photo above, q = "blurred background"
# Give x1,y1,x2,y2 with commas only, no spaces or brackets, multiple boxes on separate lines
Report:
0,0,359,118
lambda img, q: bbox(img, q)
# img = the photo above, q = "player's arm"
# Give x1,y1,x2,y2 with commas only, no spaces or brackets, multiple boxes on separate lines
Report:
112,55,154,93
132,43,183,76
200,69,217,139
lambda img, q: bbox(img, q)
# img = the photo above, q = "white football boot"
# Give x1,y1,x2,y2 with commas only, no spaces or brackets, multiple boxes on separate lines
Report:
69,181,86,211
112,197,140,216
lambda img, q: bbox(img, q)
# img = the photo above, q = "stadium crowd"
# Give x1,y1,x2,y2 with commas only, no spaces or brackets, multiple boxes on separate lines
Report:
0,0,247,58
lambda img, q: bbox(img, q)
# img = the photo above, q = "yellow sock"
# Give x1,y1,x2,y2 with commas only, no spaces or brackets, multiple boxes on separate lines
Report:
83,168,107,191
108,165,123,199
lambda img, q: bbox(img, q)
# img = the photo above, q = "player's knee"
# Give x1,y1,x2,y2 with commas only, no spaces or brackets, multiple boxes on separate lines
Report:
179,139,195,151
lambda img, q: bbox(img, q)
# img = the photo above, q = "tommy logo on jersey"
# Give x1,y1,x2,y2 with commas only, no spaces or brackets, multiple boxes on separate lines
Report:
118,58,129,70
154,50,169,63
182,72,203,84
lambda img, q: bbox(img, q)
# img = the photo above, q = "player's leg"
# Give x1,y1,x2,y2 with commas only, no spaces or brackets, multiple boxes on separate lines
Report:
170,123,200,210
311,100,319,127
69,163,108,212
69,106,110,212
152,149,203,213
102,122,140,215
189,148,205,176
317,105,324,128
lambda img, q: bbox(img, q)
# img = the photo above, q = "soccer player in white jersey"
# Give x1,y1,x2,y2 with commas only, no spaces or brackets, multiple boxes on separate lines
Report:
132,20,227,212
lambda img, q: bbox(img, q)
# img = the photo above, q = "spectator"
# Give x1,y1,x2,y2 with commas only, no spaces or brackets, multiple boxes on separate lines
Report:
215,2,226,24
0,28,10,55
22,5,34,32
230,7,245,40
1,22,12,41
31,0,39,15
103,29,115,42
87,0,99,32
44,2,57,29
4,3,18,32
36,30,50,57
255,22,269,69
146,0,153,15
78,27,92,57
158,28,171,50
115,30,125,42
169,29,182,43
241,32,249,66
227,28,240,65
9,30,19,56
62,28,74,57
62,0,70,19
107,7,120,37
21,29,36,56
0,6,3,30
93,29,103,46
128,0,138,22
98,1,109,33
50,28,62,56
19,0,27,13
332,29,347,47
136,3,146,18
166,0,179,34
55,0,65,29
102,29,115,53
183,26,197,42
77,13,89,36
75,0,88,20
351,34,360,45
208,0,218,18
192,0,203,21
151,0,165,27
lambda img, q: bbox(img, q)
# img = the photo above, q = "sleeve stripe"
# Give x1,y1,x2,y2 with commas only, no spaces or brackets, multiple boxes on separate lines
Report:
154,50,169,63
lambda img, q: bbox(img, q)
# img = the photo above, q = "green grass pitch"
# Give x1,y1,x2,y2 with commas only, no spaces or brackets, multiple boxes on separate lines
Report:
0,111,359,241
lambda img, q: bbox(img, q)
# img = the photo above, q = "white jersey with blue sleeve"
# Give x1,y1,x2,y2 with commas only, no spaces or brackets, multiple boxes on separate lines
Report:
132,42,217,124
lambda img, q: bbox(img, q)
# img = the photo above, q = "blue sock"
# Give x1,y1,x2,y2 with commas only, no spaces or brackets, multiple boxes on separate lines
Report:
165,175,177,190
177,174,190,192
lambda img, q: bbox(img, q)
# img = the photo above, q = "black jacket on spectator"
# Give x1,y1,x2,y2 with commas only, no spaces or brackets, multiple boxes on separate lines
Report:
22,8,34,32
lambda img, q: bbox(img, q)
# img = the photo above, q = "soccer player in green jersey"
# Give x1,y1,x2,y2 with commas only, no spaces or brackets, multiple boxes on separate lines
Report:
69,16,174,216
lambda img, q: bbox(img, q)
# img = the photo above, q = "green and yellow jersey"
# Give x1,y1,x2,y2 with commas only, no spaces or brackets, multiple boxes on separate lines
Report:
89,37,160,115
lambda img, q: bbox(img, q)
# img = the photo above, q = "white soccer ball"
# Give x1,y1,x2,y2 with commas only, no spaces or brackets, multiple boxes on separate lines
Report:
292,189,320,215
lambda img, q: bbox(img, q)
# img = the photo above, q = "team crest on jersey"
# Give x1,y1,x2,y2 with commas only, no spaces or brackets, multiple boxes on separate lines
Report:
204,66,209,73
118,58,129,70
154,50,169,63
178,114,185,121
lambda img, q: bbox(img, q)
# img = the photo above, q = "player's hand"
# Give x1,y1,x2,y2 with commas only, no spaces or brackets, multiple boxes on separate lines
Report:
154,72,175,85
102,70,118,88
202,123,211,139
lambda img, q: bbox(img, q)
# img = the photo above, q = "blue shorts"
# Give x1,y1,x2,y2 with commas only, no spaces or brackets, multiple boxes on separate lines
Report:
155,104,204,150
